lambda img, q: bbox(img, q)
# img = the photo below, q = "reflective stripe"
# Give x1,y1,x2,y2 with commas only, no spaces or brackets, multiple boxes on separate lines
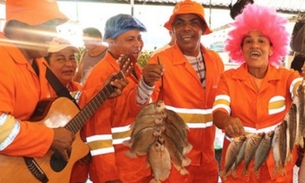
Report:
165,105,213,129
244,122,280,134
111,125,131,133
90,147,115,156
113,137,130,145
86,134,112,142
0,114,20,150
166,105,212,114
268,96,285,115
187,121,213,128
291,78,303,98
111,125,131,145
213,95,231,114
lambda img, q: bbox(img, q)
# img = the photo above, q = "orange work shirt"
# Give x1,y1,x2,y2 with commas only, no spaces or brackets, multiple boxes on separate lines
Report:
0,33,56,157
213,63,302,182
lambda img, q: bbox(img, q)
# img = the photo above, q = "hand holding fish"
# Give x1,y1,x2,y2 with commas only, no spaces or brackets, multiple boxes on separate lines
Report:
142,64,164,87
224,117,245,138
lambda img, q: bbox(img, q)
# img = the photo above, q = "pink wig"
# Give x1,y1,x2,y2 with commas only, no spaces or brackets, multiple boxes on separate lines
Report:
224,4,289,66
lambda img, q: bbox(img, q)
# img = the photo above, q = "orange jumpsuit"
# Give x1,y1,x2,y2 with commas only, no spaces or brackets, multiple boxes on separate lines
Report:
70,52,151,183
128,43,224,183
0,33,56,157
212,63,302,183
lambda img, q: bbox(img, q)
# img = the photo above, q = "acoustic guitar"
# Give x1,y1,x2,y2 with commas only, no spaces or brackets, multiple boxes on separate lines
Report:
0,54,134,183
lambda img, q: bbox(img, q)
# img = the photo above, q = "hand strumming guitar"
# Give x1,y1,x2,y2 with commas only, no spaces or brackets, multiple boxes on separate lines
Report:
51,127,75,161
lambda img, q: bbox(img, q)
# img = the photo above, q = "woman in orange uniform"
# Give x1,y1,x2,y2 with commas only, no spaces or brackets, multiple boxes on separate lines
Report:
213,4,303,183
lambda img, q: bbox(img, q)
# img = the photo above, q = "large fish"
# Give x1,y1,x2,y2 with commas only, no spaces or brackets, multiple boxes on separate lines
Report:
230,135,248,178
272,125,281,175
147,141,171,183
222,135,247,178
125,126,163,158
164,109,189,140
287,104,297,156
136,100,166,119
129,114,165,143
160,133,191,175
253,131,274,177
279,121,288,169
162,119,192,154
296,84,305,148
243,133,264,175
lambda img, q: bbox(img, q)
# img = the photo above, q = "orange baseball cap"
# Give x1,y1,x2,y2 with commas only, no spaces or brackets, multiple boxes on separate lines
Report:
6,0,68,26
164,0,212,35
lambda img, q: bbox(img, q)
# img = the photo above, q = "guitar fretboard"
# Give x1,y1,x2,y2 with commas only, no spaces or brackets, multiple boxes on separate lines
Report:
65,71,125,133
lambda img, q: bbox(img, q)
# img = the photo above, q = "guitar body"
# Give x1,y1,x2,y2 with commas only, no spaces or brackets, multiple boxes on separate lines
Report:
0,97,89,183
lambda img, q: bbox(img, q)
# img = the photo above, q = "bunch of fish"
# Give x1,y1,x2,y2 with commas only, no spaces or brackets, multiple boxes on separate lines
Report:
123,100,192,183
223,84,305,179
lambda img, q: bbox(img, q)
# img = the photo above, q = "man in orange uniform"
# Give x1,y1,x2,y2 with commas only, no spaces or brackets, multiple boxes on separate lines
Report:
212,4,303,183
0,0,74,165
70,14,162,183
128,0,224,182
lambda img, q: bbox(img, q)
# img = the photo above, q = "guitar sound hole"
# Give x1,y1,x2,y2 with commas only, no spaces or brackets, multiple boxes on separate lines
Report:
50,151,70,172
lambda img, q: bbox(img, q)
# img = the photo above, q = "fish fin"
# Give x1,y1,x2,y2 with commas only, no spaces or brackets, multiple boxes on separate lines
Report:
231,170,238,178
253,169,260,179
182,157,191,167
297,136,304,148
179,168,189,175
242,168,249,177
149,178,161,183
122,140,132,147
125,151,137,159
136,151,147,156
182,143,193,155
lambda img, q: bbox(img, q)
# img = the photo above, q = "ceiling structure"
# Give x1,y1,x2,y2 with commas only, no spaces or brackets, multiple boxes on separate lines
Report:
57,0,305,14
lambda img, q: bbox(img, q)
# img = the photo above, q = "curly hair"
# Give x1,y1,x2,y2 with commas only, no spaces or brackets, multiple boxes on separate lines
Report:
224,4,289,66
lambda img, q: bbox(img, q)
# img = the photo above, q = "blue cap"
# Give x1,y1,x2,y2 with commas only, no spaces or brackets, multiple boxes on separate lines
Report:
104,14,147,41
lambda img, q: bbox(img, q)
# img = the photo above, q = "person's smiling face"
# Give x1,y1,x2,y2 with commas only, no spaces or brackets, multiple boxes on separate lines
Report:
242,30,273,69
48,48,77,86
172,14,206,56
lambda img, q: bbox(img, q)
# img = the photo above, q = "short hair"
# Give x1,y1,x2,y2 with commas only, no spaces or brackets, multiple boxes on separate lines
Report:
82,27,102,39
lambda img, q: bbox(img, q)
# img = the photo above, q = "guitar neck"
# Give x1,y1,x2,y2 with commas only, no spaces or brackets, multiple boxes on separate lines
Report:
65,71,125,133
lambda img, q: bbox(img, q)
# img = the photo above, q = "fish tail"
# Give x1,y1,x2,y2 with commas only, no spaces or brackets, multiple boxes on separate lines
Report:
182,157,191,167
125,151,137,159
149,178,161,183
242,168,249,177
231,169,238,178
122,140,132,147
182,143,193,155
179,168,189,175
254,170,260,179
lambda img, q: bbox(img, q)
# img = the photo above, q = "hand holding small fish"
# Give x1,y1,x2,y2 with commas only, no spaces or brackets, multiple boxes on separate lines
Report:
224,117,245,138
142,63,164,87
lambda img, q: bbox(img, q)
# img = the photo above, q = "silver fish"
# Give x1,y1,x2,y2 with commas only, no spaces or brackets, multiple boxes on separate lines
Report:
223,135,247,177
253,131,274,175
243,133,264,175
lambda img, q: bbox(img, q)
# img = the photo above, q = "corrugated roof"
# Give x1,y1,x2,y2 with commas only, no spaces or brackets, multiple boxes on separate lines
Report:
133,0,305,13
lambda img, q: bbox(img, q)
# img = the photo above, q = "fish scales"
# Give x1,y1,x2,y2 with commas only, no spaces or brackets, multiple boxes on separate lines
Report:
160,133,191,175
243,133,264,174
288,104,297,154
272,125,281,173
253,131,274,174
279,121,287,168
147,141,171,183
223,135,247,177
